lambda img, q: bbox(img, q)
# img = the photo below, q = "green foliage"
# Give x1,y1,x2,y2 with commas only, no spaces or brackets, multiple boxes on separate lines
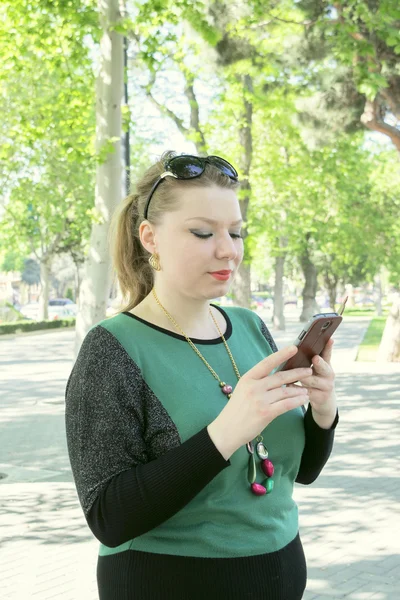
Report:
0,0,99,265
21,259,41,286
1,250,25,273
65,287,74,301
0,301,27,323
297,0,400,138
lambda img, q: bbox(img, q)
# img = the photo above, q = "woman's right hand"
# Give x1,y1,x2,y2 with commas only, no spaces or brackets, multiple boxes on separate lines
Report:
207,346,311,460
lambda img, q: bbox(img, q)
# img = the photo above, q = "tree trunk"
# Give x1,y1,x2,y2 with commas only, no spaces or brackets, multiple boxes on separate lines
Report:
377,295,400,362
231,74,253,308
328,287,336,312
39,257,52,321
345,284,355,308
374,272,383,316
273,254,285,330
70,251,84,301
323,269,338,312
299,243,319,322
74,262,82,300
232,262,251,307
74,0,123,357
123,35,130,196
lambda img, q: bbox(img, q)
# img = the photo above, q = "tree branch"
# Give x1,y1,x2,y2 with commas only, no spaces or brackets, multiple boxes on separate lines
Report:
47,231,64,257
237,74,253,225
249,13,317,29
146,89,189,136
248,19,274,30
30,238,40,262
183,76,207,155
144,73,189,136
380,85,400,121
361,98,400,152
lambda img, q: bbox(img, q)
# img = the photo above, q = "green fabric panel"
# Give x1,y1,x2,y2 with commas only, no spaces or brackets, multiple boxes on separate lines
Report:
98,306,305,558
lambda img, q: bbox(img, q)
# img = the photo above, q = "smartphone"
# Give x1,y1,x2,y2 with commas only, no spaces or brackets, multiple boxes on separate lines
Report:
274,297,347,373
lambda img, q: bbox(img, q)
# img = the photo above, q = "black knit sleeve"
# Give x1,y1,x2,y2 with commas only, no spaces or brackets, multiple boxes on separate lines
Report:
88,427,228,547
256,314,339,485
295,405,339,484
65,326,230,548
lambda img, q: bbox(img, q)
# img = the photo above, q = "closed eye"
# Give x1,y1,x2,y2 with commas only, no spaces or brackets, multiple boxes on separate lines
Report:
191,232,243,239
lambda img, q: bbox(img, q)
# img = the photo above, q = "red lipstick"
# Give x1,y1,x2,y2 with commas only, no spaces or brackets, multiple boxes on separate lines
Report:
209,270,232,281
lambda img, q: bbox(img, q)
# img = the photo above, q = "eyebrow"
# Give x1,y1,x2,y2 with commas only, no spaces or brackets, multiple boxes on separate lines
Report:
185,217,243,226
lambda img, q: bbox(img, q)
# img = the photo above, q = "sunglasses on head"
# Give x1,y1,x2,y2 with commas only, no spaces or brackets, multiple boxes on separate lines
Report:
143,154,239,220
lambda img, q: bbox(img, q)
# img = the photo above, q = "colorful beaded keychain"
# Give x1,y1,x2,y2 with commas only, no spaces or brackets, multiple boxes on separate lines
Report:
246,437,275,495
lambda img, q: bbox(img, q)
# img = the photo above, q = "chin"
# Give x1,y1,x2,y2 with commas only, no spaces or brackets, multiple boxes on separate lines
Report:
210,281,232,296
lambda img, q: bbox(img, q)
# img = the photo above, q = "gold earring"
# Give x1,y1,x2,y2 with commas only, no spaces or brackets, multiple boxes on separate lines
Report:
149,253,161,271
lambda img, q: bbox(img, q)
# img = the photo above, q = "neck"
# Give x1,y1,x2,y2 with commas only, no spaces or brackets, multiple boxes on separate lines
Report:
149,285,215,336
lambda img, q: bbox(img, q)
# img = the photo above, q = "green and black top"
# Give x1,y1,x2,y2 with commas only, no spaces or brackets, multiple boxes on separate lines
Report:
65,304,339,600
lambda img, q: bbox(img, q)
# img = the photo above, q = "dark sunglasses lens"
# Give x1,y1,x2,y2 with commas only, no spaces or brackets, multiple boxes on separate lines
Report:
207,156,238,179
168,156,204,178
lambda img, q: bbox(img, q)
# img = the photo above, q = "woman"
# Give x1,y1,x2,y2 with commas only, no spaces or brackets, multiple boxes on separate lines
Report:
65,151,339,600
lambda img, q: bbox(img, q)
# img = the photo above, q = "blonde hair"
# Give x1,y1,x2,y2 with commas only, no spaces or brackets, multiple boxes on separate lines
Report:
109,150,240,313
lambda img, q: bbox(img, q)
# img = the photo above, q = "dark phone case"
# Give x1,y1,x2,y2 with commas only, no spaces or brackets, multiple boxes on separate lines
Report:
280,315,343,371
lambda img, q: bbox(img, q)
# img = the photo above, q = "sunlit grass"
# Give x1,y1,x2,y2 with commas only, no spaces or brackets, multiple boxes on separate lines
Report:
356,317,387,361
345,307,389,317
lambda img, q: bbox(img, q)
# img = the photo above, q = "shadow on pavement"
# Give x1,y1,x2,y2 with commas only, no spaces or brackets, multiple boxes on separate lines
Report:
0,483,93,548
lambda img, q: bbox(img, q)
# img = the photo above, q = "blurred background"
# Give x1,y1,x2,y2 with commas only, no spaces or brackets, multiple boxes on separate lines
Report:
0,0,399,361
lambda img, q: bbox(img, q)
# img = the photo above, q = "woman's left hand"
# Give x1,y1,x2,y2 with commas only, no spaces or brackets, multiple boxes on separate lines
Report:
299,338,338,427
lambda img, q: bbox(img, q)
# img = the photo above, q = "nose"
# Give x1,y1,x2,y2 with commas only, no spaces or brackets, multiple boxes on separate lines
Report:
215,231,239,261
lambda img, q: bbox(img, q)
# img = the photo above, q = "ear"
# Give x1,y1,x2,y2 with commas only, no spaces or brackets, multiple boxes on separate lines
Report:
139,221,158,254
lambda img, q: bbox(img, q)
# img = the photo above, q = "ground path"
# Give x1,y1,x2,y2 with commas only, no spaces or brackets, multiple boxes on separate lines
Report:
1,309,399,599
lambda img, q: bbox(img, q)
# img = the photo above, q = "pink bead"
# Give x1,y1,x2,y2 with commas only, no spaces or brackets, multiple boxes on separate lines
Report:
221,385,233,395
261,459,274,478
251,482,267,496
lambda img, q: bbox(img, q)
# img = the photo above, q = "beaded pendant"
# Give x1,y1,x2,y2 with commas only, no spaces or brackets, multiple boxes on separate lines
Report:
246,439,275,496
219,380,274,496
219,381,233,398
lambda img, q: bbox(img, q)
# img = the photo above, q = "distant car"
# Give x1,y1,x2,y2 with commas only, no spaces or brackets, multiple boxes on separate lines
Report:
284,296,298,306
251,296,273,312
48,303,77,319
20,301,77,321
316,295,330,309
355,296,375,307
49,298,74,306
251,296,263,310
262,298,273,309
20,303,40,320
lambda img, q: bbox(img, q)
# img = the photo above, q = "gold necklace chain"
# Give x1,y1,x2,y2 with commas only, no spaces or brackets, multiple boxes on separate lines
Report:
151,288,271,494
152,288,241,384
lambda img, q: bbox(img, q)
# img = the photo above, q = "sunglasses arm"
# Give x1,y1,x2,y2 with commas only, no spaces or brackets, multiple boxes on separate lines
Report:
143,172,178,220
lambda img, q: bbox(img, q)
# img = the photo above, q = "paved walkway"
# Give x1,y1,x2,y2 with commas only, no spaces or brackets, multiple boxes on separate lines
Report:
1,310,399,599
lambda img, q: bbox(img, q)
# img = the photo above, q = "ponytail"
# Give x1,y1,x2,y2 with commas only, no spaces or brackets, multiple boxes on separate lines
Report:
108,193,153,312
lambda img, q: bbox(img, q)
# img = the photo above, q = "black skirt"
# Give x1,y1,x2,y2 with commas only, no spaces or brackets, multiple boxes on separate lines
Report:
97,531,307,600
